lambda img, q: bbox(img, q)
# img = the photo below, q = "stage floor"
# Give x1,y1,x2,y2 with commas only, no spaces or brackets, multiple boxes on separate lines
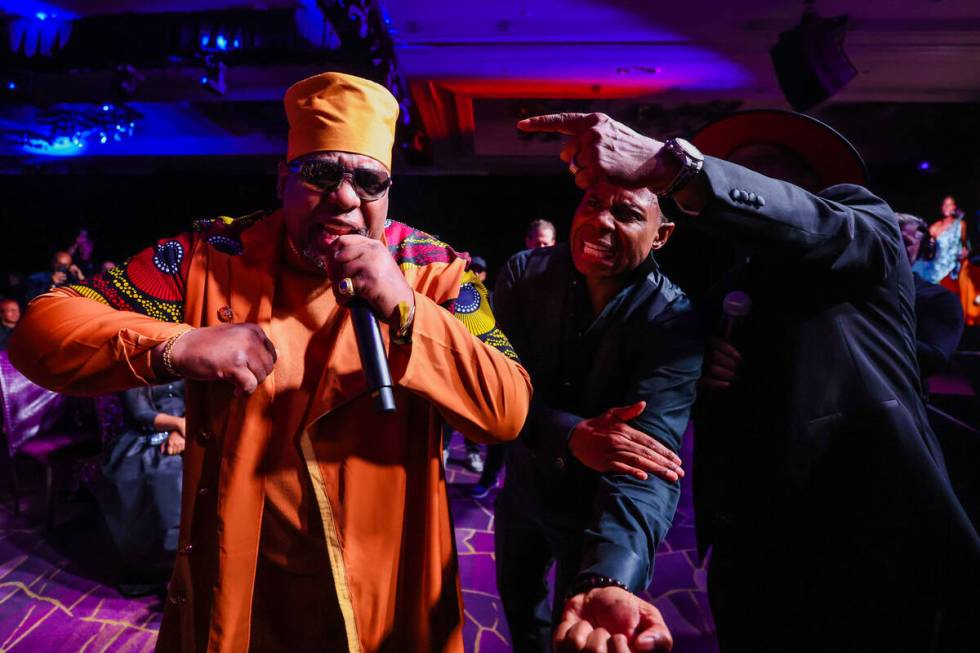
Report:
0,429,716,652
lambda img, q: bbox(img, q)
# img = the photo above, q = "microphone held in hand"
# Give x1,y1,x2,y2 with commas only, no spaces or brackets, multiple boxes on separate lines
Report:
349,298,396,413
720,291,752,342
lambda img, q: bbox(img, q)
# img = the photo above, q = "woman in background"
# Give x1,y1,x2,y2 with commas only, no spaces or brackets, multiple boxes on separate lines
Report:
97,381,184,596
913,195,980,325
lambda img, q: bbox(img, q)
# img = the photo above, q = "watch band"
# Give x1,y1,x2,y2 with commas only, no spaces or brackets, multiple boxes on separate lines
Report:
656,138,704,198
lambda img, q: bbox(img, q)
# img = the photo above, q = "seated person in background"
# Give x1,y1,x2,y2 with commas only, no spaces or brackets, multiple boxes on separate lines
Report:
493,154,702,651
897,212,965,380
25,250,84,299
96,381,185,596
525,219,557,249
0,298,20,350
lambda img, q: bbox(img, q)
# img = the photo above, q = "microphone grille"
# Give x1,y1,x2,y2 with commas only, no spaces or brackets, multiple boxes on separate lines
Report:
722,290,752,318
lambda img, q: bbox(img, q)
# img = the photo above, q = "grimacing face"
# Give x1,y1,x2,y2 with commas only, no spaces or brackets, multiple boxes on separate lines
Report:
278,151,390,267
570,183,673,282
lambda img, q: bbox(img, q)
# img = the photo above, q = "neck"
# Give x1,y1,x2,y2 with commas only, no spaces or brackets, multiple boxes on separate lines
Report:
585,274,625,315
1,320,13,329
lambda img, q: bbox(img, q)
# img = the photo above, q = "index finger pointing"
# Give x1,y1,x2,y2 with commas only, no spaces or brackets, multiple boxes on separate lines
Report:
517,112,599,135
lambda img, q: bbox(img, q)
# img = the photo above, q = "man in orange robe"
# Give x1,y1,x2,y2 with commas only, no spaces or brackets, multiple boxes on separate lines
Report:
9,72,531,653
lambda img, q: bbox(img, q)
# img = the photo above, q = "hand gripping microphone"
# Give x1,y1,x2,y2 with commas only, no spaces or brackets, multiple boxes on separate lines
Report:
720,291,752,342
349,299,396,413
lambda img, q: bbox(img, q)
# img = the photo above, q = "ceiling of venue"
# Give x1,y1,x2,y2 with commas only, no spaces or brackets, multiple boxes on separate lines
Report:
0,0,977,170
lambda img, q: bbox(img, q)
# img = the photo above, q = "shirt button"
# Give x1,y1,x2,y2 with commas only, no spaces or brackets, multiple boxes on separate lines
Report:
197,486,210,496
179,543,194,555
199,430,211,442
167,592,187,605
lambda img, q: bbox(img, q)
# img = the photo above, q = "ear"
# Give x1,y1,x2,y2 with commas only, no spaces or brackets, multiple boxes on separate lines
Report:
649,220,675,251
276,161,288,201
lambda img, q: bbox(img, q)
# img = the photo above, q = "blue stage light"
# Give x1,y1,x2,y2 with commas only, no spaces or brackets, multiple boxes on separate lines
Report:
35,12,47,21
232,38,240,49
200,76,208,85
7,82,15,90
216,34,228,50
101,104,112,112
99,132,107,144
201,34,210,48
918,161,931,171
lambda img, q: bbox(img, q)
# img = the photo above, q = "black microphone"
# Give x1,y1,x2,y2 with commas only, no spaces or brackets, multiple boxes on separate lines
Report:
349,298,396,413
720,290,752,342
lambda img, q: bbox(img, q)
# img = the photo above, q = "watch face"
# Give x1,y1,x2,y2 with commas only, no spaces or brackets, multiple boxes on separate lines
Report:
675,138,703,161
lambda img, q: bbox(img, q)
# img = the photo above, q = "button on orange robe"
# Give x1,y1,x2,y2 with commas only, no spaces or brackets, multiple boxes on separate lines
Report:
9,211,531,653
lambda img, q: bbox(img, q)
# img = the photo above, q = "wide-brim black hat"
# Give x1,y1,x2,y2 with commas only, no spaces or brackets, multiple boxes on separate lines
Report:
692,109,867,189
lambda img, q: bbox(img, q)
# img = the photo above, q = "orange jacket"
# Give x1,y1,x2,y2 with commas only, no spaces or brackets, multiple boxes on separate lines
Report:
10,211,531,652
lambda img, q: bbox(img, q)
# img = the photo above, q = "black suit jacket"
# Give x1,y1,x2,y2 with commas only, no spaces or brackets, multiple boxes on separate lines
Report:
662,157,979,615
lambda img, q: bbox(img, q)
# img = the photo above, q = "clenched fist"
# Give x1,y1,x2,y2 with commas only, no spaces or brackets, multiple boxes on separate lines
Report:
153,323,278,395
324,234,415,326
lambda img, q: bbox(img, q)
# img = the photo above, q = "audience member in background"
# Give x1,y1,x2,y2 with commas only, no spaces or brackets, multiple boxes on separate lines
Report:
525,219,557,249
25,250,84,299
516,108,980,651
913,195,980,325
0,298,20,349
66,229,97,278
898,213,965,380
97,381,186,596
470,255,489,284
494,128,703,651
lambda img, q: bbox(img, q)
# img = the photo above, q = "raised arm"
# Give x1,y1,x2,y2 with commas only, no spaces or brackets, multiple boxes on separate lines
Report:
9,233,195,394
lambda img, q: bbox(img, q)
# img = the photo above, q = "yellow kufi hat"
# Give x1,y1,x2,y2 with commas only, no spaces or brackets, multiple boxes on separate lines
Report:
284,72,399,170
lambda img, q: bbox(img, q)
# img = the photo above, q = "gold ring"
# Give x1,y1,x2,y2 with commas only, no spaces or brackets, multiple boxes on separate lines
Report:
338,277,356,297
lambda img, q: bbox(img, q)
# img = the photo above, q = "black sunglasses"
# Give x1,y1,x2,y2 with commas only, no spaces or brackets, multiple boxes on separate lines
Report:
288,158,393,201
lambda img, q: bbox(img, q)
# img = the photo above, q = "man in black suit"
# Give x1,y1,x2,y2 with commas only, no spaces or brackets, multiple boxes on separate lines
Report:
519,110,979,652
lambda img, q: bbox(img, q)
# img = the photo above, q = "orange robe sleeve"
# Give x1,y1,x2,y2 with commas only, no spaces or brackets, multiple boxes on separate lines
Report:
392,265,532,444
8,233,196,395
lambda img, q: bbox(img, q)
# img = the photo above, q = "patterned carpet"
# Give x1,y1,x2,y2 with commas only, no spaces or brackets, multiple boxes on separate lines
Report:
0,428,716,652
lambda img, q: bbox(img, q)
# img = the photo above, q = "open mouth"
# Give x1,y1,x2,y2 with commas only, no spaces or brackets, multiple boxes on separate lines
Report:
579,239,615,261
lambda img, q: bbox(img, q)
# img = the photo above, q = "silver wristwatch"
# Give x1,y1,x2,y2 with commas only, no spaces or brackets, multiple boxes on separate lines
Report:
655,138,704,197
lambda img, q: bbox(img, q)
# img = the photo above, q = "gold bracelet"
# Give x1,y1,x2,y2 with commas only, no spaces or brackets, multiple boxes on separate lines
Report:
393,300,415,345
162,329,192,378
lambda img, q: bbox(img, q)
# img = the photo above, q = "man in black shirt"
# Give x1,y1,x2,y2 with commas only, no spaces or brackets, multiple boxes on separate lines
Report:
494,179,702,651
